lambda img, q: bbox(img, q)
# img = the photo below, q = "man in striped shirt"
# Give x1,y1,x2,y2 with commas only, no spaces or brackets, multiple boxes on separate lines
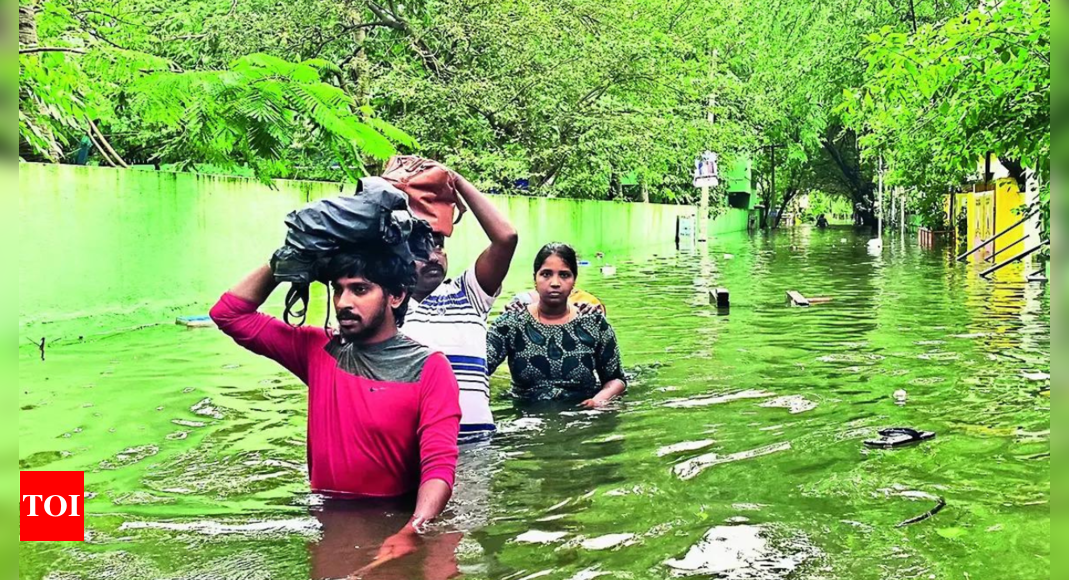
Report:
402,171,518,444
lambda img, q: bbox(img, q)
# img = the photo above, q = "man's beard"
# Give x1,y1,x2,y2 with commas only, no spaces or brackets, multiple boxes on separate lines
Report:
336,300,389,342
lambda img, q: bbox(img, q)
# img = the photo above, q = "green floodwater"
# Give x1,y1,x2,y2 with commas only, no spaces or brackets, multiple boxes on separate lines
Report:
19,227,1049,580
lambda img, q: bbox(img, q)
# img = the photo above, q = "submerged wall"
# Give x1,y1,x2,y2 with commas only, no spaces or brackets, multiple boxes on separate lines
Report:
19,164,702,341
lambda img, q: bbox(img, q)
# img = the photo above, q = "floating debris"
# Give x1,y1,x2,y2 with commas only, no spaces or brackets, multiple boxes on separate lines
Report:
1022,371,1050,382
895,494,946,528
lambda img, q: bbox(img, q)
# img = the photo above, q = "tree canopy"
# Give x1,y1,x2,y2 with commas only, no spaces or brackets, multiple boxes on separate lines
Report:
19,0,1049,229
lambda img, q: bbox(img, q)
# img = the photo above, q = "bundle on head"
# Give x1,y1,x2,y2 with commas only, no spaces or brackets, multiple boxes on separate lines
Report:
270,177,433,326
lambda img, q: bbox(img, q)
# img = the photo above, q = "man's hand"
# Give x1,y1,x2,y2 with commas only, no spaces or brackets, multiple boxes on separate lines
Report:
575,302,606,317
376,525,422,561
348,524,422,579
505,299,528,313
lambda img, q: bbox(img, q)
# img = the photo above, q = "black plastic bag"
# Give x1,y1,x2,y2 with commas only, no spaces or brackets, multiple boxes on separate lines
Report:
270,177,434,325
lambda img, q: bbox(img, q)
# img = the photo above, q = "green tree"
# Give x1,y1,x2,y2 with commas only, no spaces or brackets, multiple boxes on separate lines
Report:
18,0,412,181
843,0,1049,240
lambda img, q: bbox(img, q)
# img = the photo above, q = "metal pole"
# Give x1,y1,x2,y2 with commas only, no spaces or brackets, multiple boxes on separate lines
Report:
890,190,896,231
980,243,1047,278
771,145,776,229
985,236,1026,262
698,184,709,242
956,207,1038,261
698,49,716,242
900,188,905,235
877,156,884,239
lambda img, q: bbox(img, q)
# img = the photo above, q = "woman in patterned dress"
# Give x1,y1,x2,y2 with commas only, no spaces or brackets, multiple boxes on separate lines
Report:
486,243,626,408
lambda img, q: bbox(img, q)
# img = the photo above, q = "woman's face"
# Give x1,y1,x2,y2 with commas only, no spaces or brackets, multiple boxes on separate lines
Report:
534,254,576,308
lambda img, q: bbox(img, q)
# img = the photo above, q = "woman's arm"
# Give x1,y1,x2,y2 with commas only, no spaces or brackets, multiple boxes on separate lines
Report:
580,379,626,409
580,316,627,409
485,313,514,375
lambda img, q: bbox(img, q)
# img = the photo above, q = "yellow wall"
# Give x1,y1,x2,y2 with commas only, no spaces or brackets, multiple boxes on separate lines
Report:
958,178,1025,262
992,178,1025,257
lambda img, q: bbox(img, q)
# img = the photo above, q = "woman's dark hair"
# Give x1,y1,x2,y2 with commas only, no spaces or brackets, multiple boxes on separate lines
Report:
533,243,579,278
321,249,417,325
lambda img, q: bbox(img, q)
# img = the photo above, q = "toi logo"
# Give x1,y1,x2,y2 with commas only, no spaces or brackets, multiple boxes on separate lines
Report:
20,471,85,541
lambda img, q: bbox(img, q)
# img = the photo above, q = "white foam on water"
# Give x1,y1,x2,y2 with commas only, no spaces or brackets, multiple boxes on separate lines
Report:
514,530,568,544
581,533,636,551
583,434,625,444
665,390,774,409
568,567,611,580
759,396,817,414
118,517,321,538
674,442,792,480
498,417,545,434
664,525,813,578
657,439,716,457
190,398,224,419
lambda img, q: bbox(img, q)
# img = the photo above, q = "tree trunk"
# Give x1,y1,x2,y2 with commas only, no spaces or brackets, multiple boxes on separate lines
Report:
18,1,61,162
344,9,371,107
820,131,877,229
19,3,37,46
773,187,797,229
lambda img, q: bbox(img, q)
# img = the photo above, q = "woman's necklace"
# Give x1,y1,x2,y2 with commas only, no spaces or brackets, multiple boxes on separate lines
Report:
535,304,571,324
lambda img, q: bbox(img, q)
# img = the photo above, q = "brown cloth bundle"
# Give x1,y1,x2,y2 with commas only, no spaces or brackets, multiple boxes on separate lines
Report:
382,155,467,237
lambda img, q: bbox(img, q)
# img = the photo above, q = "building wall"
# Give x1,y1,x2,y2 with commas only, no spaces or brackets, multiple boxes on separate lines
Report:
19,164,693,341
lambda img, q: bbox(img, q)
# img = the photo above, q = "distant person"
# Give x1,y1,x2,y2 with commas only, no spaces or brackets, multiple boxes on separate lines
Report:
210,249,461,565
486,243,626,408
400,165,518,444
816,214,829,229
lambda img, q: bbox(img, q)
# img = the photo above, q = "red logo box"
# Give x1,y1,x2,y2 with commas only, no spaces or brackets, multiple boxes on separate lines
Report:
20,471,85,541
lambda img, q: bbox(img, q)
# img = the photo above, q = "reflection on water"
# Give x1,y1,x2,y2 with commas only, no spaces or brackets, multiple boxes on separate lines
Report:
19,227,1049,580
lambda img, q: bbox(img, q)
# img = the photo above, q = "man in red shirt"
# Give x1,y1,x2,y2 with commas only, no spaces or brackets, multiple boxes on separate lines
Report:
210,250,461,564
